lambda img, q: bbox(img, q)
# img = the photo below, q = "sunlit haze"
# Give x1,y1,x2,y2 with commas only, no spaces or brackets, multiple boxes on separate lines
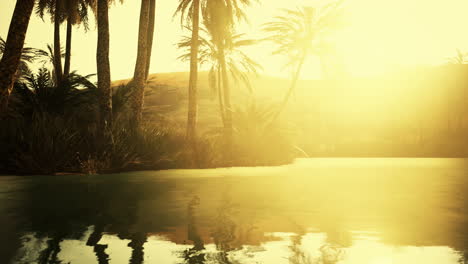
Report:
3,0,468,262
2,0,468,80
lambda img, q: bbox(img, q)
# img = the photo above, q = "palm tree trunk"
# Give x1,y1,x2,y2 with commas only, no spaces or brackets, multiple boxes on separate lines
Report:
0,0,35,113
217,66,226,126
220,52,232,132
219,47,233,163
97,0,113,141
54,1,63,85
144,0,156,80
64,17,72,77
186,0,200,143
270,53,307,123
129,0,150,126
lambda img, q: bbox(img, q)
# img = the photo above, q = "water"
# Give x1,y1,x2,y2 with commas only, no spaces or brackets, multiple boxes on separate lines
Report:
1,158,468,264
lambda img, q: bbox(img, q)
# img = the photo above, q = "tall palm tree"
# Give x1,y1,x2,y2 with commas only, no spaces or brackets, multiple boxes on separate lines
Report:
175,0,256,161
63,0,96,77
145,0,156,80
37,0,96,81
263,2,343,121
128,0,156,126
94,0,123,149
178,28,261,126
203,0,256,161
96,0,112,141
0,0,36,113
174,0,201,144
36,0,65,84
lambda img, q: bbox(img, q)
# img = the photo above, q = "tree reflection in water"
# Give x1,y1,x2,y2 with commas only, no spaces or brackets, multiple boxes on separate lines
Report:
8,169,468,264
289,224,345,264
183,195,206,264
86,225,109,264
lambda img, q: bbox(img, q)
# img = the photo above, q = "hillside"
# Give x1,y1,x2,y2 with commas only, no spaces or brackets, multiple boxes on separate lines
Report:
113,72,291,130
113,65,468,157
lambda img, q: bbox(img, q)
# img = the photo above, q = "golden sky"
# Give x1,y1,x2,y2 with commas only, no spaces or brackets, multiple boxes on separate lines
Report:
1,0,468,80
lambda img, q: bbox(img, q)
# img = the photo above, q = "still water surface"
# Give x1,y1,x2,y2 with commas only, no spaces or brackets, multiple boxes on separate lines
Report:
1,158,468,264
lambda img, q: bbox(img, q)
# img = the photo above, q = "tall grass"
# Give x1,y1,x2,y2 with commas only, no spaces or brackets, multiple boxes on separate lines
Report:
0,68,297,175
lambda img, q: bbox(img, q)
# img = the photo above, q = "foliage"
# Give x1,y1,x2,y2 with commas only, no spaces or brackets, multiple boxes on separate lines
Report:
203,101,297,167
178,27,262,95
36,0,96,29
263,2,344,69
447,49,468,64
0,37,49,82
12,68,97,116
231,102,297,165
5,113,83,174
0,71,221,174
174,0,256,28
0,68,97,174
262,2,344,120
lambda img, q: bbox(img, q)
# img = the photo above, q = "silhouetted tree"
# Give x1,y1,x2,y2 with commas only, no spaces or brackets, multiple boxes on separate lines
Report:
178,28,261,127
202,0,256,162
63,0,96,77
175,0,202,146
36,0,65,84
0,0,36,113
263,2,343,121
96,0,113,145
128,0,156,126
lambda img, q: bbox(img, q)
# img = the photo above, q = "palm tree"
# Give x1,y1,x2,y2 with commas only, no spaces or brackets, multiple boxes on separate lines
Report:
96,0,112,142
263,1,343,121
128,0,156,126
36,0,65,84
0,0,36,113
13,67,97,117
174,0,201,144
202,0,257,161
145,0,156,80
63,0,96,77
175,0,256,162
178,28,261,126
37,0,96,81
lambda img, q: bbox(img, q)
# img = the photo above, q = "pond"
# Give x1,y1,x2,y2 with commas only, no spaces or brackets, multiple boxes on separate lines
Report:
1,158,468,264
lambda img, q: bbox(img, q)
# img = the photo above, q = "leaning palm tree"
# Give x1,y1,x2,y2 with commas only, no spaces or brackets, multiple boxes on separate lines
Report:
263,1,343,121
145,0,156,80
178,27,261,126
0,0,36,113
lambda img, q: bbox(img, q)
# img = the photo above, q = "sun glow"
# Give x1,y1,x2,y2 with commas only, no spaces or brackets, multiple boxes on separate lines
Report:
2,0,468,80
